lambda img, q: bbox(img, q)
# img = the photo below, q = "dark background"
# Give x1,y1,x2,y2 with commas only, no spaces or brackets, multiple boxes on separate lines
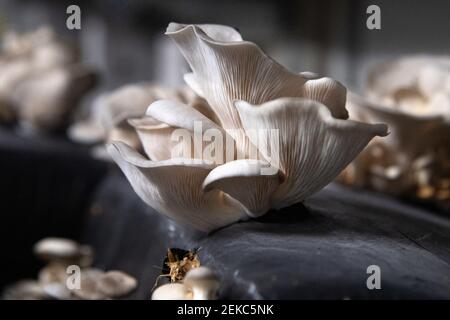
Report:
1,0,449,105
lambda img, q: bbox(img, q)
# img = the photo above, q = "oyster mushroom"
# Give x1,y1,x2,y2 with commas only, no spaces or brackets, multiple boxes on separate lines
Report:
71,268,107,300
108,23,388,232
13,65,95,132
0,26,96,132
342,56,450,201
37,262,72,300
151,282,193,300
97,271,137,298
33,237,80,262
183,267,220,300
38,262,68,284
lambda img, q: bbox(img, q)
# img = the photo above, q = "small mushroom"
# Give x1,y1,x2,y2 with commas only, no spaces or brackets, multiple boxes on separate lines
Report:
151,283,193,300
33,237,80,262
42,283,72,300
183,267,220,300
97,270,137,298
71,268,107,300
38,262,68,284
37,262,72,300
33,237,94,266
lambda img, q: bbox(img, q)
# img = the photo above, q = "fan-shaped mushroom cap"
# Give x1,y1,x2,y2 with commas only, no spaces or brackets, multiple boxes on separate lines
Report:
107,23,388,232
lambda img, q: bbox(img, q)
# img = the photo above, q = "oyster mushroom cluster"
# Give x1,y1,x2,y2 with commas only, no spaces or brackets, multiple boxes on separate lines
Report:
2,238,137,300
0,26,96,132
341,56,450,205
108,23,388,232
68,83,209,158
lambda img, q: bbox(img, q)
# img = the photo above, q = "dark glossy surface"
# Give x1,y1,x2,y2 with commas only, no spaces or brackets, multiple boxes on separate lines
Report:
84,173,450,299
1,128,449,299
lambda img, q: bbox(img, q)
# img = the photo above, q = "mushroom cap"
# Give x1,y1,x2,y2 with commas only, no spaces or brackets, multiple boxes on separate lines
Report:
151,283,193,300
183,266,218,283
97,270,137,298
183,267,220,300
33,237,80,261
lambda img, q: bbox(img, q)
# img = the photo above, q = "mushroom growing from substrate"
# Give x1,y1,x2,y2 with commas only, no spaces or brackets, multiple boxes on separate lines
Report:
341,56,450,204
152,266,219,300
2,237,137,300
108,23,388,232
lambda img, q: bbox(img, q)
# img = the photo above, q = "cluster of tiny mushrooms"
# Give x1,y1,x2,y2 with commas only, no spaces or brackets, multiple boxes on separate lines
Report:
2,238,137,300
340,56,450,206
2,239,219,300
82,22,390,233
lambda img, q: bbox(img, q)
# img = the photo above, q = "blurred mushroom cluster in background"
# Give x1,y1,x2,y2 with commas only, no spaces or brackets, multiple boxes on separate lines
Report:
68,83,209,159
2,238,137,300
340,56,450,209
2,241,219,300
0,27,96,133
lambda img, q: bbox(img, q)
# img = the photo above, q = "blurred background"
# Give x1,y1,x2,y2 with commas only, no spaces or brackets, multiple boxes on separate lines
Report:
1,0,449,101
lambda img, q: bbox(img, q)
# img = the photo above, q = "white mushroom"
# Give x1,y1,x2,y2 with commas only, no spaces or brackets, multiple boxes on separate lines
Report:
183,267,220,300
108,23,387,232
342,55,450,201
151,283,193,300
68,84,210,152
33,237,94,267
33,237,80,262
97,270,137,298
